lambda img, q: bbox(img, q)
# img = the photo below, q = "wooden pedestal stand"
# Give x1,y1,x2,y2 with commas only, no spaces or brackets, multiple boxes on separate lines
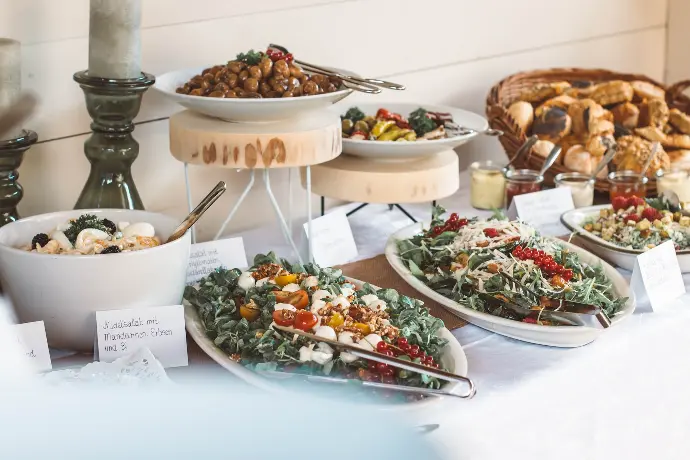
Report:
301,150,460,221
169,110,341,262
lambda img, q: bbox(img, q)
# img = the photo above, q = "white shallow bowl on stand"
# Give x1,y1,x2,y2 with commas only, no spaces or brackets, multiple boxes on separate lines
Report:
561,204,690,272
0,209,191,351
338,102,488,160
184,277,468,411
385,222,636,347
154,67,353,123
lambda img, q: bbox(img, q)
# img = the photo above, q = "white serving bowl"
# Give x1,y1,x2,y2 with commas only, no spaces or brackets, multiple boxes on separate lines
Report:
338,102,488,160
561,204,690,272
0,209,191,351
154,66,353,123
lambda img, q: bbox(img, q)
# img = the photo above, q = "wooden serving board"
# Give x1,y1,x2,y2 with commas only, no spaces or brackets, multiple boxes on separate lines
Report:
169,110,342,169
301,150,460,203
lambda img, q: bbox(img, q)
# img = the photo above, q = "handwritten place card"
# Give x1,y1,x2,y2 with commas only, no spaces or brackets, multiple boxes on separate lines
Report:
3,321,52,372
631,240,686,311
507,187,574,236
304,211,358,267
186,237,248,285
96,305,188,368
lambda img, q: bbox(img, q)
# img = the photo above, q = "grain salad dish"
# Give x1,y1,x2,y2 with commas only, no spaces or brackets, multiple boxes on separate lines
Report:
582,196,690,251
395,207,628,325
22,214,161,255
183,253,450,392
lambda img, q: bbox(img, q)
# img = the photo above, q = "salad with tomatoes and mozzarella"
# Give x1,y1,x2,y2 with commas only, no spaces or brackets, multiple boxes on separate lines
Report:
582,195,690,251
183,253,449,391
396,207,627,324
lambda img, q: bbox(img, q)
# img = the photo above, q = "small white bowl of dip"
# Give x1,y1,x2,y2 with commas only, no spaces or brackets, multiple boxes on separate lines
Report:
0,209,191,351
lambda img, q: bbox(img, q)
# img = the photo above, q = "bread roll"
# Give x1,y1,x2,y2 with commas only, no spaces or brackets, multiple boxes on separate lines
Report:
563,145,593,174
531,140,555,158
631,80,665,101
507,101,534,133
611,103,639,129
668,150,690,171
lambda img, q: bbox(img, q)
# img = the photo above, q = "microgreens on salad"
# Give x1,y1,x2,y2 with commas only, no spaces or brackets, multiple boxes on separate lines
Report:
183,253,450,395
396,206,627,324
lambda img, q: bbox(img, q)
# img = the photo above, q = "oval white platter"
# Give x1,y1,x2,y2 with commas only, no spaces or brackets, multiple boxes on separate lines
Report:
385,222,636,348
154,66,353,123
184,277,468,410
338,102,488,160
561,205,690,272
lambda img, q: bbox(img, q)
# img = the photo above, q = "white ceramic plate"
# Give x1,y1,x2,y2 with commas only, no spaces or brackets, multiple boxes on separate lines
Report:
338,102,488,160
561,204,690,272
184,277,468,410
154,66,353,122
385,222,636,347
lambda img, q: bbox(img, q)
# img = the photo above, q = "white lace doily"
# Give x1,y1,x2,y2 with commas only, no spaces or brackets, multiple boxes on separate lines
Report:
42,348,171,386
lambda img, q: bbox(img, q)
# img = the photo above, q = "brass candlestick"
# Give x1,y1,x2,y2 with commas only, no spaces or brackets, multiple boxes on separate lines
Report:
73,70,154,210
0,129,37,226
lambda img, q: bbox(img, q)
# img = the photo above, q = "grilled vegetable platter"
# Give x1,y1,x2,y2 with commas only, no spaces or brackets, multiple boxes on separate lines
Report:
385,207,635,347
183,252,468,404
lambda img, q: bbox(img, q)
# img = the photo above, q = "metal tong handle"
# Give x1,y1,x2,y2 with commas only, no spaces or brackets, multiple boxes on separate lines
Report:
273,324,476,399
301,64,381,94
166,181,226,243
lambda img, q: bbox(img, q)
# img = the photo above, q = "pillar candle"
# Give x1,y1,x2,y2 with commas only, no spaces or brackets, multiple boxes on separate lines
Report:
88,0,142,79
0,39,22,140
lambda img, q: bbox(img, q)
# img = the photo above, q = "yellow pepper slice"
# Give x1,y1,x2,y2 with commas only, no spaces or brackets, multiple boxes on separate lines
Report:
328,312,344,328
353,323,371,335
371,120,395,138
274,274,298,287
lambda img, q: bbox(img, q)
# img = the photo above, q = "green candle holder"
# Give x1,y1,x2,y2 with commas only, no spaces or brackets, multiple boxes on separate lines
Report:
0,130,38,227
73,70,155,210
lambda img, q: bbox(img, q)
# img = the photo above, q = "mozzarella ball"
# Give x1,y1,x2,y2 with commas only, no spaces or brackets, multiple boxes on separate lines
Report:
340,286,355,297
122,222,155,238
368,300,387,312
314,326,337,341
256,277,271,287
302,276,319,289
237,272,256,291
299,346,313,363
282,283,301,292
363,334,383,349
332,295,350,308
360,294,378,306
50,230,73,250
312,289,333,302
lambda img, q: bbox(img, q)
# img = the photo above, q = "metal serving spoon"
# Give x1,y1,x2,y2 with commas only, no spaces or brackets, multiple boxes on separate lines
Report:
589,146,617,182
661,189,690,217
502,135,538,173
639,141,660,180
539,144,562,176
166,181,227,243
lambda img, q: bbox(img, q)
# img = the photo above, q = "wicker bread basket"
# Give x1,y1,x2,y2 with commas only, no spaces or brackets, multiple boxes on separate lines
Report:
486,68,690,193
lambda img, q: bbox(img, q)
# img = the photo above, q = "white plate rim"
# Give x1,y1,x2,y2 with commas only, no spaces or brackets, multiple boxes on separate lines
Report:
384,221,635,336
184,276,469,411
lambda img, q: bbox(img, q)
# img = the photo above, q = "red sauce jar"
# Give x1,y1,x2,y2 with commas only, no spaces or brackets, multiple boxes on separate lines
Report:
607,170,648,201
504,169,544,207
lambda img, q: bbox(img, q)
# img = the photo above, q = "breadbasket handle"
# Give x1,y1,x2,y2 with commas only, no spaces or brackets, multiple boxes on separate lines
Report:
666,79,690,105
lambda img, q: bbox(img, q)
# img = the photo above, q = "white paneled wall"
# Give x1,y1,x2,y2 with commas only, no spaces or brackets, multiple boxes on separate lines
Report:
0,0,669,241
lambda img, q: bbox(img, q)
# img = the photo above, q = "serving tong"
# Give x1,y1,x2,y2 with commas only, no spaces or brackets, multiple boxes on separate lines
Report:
269,44,405,94
270,323,476,399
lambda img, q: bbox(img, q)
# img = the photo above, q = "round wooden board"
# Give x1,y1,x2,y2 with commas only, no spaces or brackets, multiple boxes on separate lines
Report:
301,150,460,203
169,110,342,168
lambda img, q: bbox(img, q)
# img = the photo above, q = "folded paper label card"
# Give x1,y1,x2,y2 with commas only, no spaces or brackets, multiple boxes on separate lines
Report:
3,321,52,372
304,211,358,267
96,305,188,368
630,240,686,311
507,187,574,236
186,237,248,285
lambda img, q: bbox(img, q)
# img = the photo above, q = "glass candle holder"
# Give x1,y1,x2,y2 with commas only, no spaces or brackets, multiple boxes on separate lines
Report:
470,161,506,209
504,169,543,207
554,172,594,208
656,169,690,202
607,170,648,202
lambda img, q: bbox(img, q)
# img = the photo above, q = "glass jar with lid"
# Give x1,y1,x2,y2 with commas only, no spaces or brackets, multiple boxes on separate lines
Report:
504,169,543,207
607,170,648,202
554,172,594,208
470,161,506,209
656,169,690,202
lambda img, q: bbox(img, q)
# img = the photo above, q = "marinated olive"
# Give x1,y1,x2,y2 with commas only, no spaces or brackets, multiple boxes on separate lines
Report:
189,76,203,88
292,86,303,97
175,87,188,94
227,61,244,74
190,88,203,96
289,64,304,78
214,69,227,81
342,119,354,134
266,90,282,98
238,70,249,83
310,74,329,88
287,77,300,89
354,120,369,133
201,79,211,90
282,90,294,98
298,75,309,85
302,80,319,95
271,78,288,92
362,116,376,129
225,89,238,98
214,82,230,93
208,91,225,98
235,88,245,97
241,91,262,98
244,77,259,93
259,57,273,78
325,83,338,93
225,74,238,88
273,59,290,78
259,82,272,96
248,65,262,80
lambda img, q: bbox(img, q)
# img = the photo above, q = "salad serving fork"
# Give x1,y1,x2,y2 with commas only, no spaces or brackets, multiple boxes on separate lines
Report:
271,324,476,399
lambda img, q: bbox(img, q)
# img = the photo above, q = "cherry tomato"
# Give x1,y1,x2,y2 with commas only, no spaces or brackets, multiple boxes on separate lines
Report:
562,269,574,281
273,290,309,310
239,303,261,322
628,196,645,207
385,350,395,357
641,207,660,221
274,273,298,287
612,196,629,211
376,341,388,353
376,362,389,373
397,337,408,346
381,367,395,377
376,108,393,120
294,310,318,331
483,228,500,238
409,344,420,357
625,214,640,223
284,53,294,63
458,218,469,227
423,356,434,365
272,309,295,326
449,213,459,221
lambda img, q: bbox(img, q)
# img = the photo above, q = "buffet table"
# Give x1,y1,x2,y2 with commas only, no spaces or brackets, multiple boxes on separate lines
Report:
233,170,690,459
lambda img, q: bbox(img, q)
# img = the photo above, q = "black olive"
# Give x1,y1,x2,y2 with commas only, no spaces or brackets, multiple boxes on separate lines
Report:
102,218,117,234
100,246,121,254
31,233,50,249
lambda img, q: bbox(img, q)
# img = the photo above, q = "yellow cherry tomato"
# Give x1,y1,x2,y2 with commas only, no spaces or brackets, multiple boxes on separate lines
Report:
328,312,344,328
274,274,298,287
353,323,371,335
239,302,260,322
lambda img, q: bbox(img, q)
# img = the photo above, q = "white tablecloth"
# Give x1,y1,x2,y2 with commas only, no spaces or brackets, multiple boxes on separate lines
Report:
235,170,690,460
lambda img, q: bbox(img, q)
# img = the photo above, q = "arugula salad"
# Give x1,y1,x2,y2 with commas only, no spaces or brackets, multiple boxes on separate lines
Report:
396,207,627,325
183,253,449,392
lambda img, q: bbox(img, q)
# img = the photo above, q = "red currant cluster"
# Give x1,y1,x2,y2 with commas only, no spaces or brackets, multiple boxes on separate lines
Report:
364,338,439,384
611,195,645,211
429,213,469,236
511,245,574,281
266,48,294,63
